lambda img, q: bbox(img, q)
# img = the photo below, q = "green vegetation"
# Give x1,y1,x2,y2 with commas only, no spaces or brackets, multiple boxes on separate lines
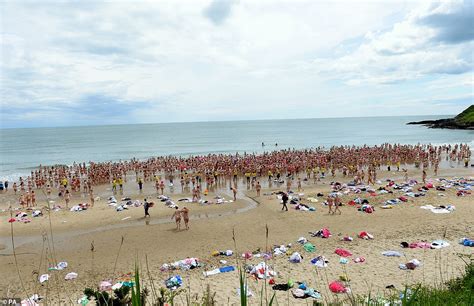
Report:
360,257,473,306
401,259,473,306
455,104,474,125
408,104,474,129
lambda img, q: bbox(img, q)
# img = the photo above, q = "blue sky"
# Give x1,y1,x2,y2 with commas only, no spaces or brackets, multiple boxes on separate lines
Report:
0,0,473,128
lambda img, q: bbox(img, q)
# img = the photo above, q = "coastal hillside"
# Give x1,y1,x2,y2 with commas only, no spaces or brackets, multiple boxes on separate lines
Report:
408,105,474,130
455,104,474,125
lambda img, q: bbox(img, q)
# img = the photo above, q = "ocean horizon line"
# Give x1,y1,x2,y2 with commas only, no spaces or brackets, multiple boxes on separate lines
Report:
0,113,453,130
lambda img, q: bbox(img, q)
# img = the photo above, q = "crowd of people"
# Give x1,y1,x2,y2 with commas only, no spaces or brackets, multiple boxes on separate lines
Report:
5,143,471,208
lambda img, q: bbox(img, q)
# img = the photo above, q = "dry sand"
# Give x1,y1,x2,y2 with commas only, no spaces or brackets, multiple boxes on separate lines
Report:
0,166,473,305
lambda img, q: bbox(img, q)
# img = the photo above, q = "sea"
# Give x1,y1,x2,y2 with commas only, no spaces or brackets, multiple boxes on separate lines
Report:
1,116,473,182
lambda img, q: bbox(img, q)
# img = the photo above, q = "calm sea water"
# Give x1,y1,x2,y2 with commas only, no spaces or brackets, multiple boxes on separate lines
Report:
1,116,473,182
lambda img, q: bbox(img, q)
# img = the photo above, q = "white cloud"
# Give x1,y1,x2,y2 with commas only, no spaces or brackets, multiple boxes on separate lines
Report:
311,0,473,85
0,0,472,127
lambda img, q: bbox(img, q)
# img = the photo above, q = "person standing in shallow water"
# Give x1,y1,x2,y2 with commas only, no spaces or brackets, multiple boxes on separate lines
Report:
256,181,261,197
231,186,237,201
65,189,70,208
138,178,143,192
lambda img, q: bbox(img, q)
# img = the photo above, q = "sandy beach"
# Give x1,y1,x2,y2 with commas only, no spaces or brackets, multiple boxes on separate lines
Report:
0,164,472,305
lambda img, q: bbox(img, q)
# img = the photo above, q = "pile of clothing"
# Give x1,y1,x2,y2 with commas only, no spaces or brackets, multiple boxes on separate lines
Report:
311,256,328,268
211,250,233,257
358,231,374,240
70,203,89,212
160,257,200,271
165,275,182,290
310,228,331,238
459,238,474,247
329,281,350,293
358,204,375,213
399,259,421,270
273,245,289,256
115,199,142,211
249,262,276,279
8,211,32,223
289,252,303,263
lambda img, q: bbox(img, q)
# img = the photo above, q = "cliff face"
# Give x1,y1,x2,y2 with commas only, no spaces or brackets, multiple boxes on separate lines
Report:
407,105,474,130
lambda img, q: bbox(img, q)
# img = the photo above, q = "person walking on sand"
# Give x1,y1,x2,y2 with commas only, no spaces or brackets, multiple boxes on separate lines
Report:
31,190,36,207
171,207,181,230
46,184,52,197
422,169,427,184
143,199,150,218
181,207,189,230
231,186,237,201
327,195,334,214
256,181,261,197
65,189,70,208
281,192,289,211
333,194,342,215
160,180,165,195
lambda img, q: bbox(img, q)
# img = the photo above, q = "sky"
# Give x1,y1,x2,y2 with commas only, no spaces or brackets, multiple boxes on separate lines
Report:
0,0,473,128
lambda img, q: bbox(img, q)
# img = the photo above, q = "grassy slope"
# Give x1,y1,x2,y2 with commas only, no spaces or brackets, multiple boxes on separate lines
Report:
454,105,474,125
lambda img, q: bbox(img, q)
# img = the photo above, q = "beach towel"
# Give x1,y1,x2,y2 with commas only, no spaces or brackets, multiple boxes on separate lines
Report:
409,242,431,249
382,251,402,257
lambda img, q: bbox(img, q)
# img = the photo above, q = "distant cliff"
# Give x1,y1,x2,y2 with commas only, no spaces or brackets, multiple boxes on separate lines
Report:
407,105,474,130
